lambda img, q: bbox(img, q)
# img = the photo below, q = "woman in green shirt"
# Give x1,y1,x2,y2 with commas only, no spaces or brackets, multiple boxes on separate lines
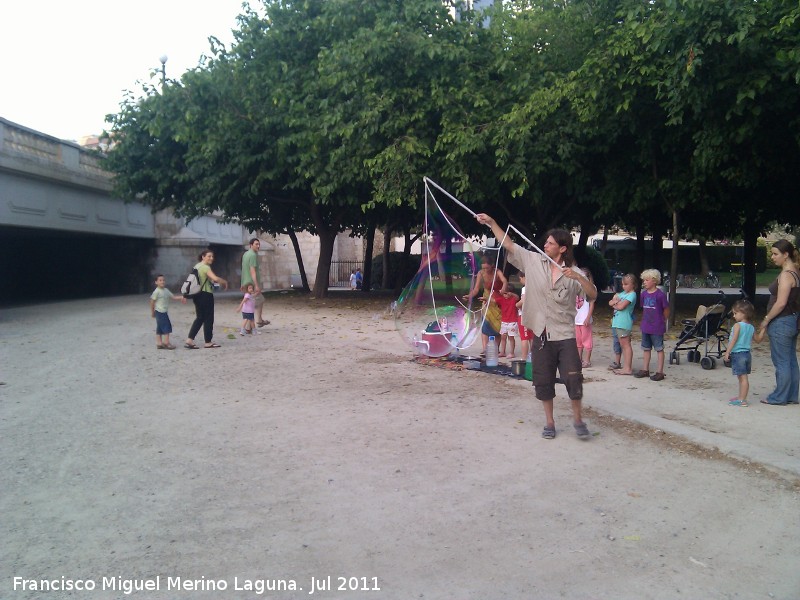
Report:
185,250,228,349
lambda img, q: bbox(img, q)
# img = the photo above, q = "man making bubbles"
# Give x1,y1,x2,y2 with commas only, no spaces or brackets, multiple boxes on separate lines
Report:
476,214,598,440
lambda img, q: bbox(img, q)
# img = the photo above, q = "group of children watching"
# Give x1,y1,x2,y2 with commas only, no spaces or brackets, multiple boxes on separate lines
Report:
609,269,669,380
608,269,757,406
482,265,757,408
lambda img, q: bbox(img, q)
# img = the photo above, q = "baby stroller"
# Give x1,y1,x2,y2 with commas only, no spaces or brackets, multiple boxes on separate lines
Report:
668,291,734,370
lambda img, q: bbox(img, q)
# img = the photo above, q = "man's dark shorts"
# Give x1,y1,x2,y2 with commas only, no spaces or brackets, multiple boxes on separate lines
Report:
530,337,583,401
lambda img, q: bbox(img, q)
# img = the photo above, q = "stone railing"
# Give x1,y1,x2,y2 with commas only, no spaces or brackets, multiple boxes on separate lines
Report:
0,117,112,186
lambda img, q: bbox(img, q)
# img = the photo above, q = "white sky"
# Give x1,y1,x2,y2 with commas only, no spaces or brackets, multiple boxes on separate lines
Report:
1,0,252,142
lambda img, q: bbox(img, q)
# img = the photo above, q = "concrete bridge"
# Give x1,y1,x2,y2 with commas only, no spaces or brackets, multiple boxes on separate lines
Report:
0,118,252,304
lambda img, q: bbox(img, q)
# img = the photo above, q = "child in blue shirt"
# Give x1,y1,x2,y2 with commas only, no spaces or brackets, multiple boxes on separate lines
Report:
609,273,637,375
723,299,756,406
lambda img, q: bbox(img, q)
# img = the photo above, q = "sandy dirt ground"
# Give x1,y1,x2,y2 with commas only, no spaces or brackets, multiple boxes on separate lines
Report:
1,291,799,600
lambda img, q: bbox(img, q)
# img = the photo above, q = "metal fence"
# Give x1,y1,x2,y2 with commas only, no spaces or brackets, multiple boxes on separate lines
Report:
329,260,363,288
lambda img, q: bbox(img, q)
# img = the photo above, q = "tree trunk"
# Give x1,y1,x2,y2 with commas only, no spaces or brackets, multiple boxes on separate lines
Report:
600,225,609,256
312,229,337,299
698,238,709,277
382,225,393,290
651,228,664,273
743,220,758,301
307,201,343,300
444,236,454,291
361,221,376,293
575,224,592,268
395,230,414,295
287,229,310,292
669,209,680,326
635,222,646,277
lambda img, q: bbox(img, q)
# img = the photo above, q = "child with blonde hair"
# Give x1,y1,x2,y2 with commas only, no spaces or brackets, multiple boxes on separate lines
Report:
724,300,756,406
610,273,637,375
636,269,670,381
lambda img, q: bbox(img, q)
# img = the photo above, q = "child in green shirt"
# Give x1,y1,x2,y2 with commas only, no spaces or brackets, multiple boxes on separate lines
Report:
150,274,186,349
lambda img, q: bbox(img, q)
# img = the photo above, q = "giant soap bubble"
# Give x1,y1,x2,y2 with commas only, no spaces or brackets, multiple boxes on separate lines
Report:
394,183,484,357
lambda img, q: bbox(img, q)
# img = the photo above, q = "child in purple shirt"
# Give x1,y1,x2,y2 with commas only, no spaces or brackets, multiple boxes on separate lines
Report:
635,269,670,381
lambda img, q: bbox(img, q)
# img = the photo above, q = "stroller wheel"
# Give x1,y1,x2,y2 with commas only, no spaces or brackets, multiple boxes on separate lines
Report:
700,356,716,370
686,349,697,362
669,351,680,365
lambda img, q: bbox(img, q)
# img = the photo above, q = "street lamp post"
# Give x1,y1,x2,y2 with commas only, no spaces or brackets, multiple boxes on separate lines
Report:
159,55,168,85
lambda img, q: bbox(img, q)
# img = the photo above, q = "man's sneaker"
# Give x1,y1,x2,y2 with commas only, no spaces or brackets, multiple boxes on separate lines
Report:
239,329,246,336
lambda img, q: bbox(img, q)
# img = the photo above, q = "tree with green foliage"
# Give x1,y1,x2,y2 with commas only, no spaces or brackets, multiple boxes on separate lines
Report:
105,0,799,304
107,0,476,298
563,0,800,303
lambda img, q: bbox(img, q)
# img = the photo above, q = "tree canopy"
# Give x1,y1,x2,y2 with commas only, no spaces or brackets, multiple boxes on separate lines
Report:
106,0,800,299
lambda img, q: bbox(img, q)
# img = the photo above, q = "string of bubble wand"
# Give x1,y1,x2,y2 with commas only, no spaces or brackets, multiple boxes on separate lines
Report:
423,178,507,344
423,177,563,270
424,177,596,285
421,183,480,351
420,177,589,355
423,180,510,350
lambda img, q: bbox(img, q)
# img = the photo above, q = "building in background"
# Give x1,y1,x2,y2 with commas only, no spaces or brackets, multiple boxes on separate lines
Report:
0,117,382,301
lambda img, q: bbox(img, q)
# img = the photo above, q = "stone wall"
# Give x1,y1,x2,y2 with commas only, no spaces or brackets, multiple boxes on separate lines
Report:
0,117,395,299
252,229,377,291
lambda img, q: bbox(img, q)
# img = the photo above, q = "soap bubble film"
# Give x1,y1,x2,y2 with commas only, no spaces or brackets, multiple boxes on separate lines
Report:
394,192,480,357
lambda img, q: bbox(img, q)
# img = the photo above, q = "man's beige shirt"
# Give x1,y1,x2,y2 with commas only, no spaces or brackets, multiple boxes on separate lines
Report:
506,242,582,341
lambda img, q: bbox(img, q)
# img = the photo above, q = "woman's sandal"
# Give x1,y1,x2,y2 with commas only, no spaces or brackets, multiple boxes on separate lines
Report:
204,343,221,348
633,370,650,378
184,343,199,349
650,372,665,381
728,399,748,407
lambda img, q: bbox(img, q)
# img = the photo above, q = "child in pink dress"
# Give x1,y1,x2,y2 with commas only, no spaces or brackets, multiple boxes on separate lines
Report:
236,283,258,335
574,268,595,367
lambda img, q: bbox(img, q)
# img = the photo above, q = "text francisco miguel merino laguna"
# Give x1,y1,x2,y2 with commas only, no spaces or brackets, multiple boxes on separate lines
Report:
14,575,382,595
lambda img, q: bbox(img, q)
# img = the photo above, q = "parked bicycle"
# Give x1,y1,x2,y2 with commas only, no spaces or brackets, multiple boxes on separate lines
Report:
663,272,720,289
691,271,720,288
662,272,679,289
